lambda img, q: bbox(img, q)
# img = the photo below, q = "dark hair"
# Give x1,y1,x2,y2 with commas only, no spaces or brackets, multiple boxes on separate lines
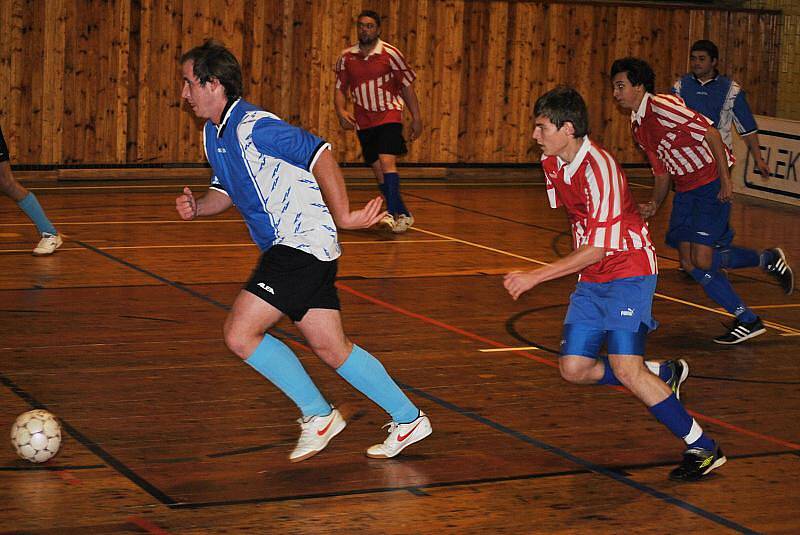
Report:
533,86,589,138
180,40,243,100
690,39,719,61
610,57,655,94
357,10,381,26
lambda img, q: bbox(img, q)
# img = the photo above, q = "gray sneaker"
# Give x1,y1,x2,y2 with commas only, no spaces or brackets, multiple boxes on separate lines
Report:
33,233,63,256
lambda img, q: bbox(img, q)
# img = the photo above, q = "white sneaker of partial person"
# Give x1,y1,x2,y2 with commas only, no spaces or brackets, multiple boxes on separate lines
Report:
289,408,346,463
366,411,432,459
33,233,63,256
378,213,396,231
392,214,415,234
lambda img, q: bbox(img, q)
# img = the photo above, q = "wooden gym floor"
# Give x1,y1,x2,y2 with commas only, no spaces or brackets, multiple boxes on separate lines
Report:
0,176,798,534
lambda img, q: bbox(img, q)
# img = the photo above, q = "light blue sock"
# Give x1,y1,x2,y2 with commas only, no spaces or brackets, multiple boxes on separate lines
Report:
17,193,57,235
336,345,419,423
649,393,715,450
245,335,331,418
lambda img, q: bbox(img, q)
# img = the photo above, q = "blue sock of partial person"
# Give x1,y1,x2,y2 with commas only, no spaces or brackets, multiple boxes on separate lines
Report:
245,334,331,418
712,247,760,271
597,356,623,386
17,193,57,235
383,172,409,216
336,344,419,423
690,268,757,323
649,393,716,450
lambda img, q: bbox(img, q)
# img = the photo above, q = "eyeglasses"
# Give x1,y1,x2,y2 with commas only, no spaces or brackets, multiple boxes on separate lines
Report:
357,23,377,29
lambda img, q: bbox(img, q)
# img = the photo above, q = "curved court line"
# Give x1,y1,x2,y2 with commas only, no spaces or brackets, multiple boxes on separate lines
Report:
337,282,800,452
409,226,800,335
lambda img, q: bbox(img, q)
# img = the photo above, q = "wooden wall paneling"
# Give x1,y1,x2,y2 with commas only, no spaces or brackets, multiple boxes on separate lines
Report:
438,0,463,163
126,0,141,162
0,1,783,166
592,4,619,157
39,0,66,163
405,0,430,163
5,1,28,160
24,1,44,162
135,0,153,162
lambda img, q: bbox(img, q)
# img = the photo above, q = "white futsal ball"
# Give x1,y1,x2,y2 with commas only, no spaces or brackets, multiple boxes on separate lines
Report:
10,409,62,463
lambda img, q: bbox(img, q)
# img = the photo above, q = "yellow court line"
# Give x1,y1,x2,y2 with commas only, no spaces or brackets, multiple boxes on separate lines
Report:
742,303,800,310
410,226,800,335
479,346,540,353
780,333,800,337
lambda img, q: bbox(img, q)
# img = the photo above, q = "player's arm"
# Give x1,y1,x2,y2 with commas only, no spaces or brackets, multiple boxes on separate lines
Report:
401,84,422,141
504,245,606,300
741,132,770,178
704,126,733,202
333,88,356,130
312,148,386,229
640,172,671,219
176,186,232,220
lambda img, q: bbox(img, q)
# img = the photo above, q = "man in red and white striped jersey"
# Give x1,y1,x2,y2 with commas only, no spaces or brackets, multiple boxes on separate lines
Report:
610,57,792,345
334,10,422,233
504,86,723,482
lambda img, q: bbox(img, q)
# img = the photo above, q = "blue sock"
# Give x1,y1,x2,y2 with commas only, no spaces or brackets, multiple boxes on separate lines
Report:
597,356,622,385
336,345,419,423
712,247,760,271
17,193,57,235
382,172,409,216
690,268,757,323
649,393,715,450
245,335,331,418
379,178,398,215
759,249,777,269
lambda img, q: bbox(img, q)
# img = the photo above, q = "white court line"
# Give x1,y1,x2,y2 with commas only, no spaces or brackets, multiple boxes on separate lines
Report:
0,238,451,254
410,226,800,335
479,347,540,353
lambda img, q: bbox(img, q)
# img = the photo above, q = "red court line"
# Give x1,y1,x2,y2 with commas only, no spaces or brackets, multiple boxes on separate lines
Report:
127,516,171,535
336,282,800,451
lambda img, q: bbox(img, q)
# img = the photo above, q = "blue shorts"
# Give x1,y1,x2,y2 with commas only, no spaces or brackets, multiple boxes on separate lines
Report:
666,178,734,249
561,275,658,358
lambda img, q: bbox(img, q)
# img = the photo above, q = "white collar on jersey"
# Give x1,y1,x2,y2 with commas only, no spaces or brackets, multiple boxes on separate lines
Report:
349,39,385,57
631,92,652,125
215,98,241,136
556,136,591,184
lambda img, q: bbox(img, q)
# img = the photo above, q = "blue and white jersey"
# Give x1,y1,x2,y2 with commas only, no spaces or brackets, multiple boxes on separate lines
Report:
672,73,758,151
203,99,341,261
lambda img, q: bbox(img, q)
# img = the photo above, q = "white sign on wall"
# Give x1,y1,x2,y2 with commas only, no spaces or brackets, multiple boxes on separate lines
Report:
731,115,800,207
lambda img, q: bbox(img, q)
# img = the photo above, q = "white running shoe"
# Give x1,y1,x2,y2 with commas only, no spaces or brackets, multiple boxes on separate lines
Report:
33,233,63,256
392,214,415,234
366,411,432,459
378,214,396,231
289,408,346,463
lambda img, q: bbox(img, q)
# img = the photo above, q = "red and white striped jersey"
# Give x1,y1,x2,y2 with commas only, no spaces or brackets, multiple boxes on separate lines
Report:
335,39,416,129
542,137,658,283
631,93,732,192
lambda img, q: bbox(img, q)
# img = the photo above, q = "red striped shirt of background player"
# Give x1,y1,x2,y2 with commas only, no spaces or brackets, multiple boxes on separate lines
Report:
543,139,657,282
335,41,416,129
632,94,732,192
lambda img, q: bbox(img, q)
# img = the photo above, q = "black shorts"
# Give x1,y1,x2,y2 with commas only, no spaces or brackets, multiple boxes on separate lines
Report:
0,125,9,163
356,122,407,165
244,245,341,322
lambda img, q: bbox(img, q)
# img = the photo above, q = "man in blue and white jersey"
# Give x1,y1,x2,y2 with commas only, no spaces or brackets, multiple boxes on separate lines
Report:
175,40,432,463
672,39,770,178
